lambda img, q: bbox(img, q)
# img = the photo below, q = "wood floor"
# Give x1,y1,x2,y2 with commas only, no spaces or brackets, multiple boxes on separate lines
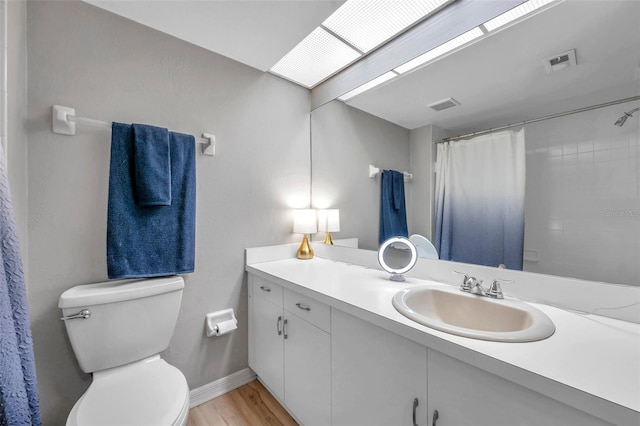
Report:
187,380,298,426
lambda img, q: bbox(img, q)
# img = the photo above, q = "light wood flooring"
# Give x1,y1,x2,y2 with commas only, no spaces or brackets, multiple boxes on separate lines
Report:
187,380,298,426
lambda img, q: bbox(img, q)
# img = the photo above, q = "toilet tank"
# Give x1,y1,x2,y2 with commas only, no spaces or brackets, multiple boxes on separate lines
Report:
59,276,184,373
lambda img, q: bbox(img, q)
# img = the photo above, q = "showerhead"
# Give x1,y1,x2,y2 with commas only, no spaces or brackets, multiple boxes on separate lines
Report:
614,107,640,127
614,114,629,127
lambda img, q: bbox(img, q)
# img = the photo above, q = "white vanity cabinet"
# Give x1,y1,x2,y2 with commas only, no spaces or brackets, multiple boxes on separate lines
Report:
248,275,286,401
248,274,331,426
331,308,428,426
426,349,611,426
246,254,639,426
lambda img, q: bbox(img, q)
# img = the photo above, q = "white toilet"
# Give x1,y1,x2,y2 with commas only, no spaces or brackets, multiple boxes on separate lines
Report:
59,276,190,426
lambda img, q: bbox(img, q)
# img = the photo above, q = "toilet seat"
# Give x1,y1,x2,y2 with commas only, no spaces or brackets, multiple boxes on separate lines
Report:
67,356,189,426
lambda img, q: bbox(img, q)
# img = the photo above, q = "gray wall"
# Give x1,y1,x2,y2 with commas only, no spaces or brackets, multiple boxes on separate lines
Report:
408,124,451,243
26,1,310,423
408,125,434,240
7,0,28,271
311,101,410,250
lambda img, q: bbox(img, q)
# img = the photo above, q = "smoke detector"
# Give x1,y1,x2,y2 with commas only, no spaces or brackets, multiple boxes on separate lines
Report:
427,97,460,111
544,49,577,74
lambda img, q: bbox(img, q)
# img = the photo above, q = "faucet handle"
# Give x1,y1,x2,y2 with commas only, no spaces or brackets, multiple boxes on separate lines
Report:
487,279,513,299
453,270,475,291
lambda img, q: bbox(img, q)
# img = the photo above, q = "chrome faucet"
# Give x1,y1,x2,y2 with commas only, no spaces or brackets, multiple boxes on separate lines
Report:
453,271,512,299
454,271,484,294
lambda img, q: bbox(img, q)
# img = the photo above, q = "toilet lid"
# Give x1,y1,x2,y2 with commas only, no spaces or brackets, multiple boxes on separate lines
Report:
68,358,189,426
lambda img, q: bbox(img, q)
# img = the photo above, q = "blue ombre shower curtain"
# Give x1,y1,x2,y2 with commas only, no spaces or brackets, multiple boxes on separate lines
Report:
434,129,525,270
0,144,42,426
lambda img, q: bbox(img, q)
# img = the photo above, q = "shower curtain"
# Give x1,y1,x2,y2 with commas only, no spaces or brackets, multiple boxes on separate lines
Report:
434,129,525,270
0,144,42,425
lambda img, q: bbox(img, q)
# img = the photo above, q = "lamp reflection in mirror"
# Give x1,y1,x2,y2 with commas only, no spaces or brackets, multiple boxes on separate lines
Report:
293,209,317,259
318,209,340,244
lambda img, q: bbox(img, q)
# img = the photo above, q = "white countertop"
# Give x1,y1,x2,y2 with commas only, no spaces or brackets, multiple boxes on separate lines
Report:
246,256,640,426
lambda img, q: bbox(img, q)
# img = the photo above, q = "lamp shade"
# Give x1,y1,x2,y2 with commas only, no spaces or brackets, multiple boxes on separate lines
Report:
318,209,340,233
293,209,317,234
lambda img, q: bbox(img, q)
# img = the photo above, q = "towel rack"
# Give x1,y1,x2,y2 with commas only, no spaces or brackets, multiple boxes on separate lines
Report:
52,105,216,156
369,164,412,182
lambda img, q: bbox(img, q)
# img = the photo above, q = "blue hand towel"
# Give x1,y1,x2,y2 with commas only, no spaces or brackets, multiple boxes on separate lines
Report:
379,169,408,245
132,123,171,206
107,123,196,279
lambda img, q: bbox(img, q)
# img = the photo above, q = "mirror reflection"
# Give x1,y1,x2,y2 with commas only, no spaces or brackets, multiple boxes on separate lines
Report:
312,0,640,286
382,245,413,271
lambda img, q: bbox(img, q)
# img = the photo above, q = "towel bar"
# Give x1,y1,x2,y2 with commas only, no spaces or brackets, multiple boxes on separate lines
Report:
369,164,412,181
52,105,216,156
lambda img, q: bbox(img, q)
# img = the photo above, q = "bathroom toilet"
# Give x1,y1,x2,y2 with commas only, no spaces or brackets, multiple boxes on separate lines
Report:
59,276,189,426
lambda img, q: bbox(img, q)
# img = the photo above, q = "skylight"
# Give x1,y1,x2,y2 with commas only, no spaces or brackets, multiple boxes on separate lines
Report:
271,0,558,93
337,0,559,102
338,71,398,101
270,27,361,88
270,0,454,88
323,0,451,53
394,27,484,74
483,0,555,31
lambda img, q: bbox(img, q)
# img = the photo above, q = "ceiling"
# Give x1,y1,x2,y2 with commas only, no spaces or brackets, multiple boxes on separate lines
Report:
343,0,640,132
85,0,345,72
85,0,639,135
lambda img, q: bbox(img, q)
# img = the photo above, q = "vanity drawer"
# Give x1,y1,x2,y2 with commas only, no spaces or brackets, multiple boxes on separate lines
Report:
251,276,283,307
284,289,330,333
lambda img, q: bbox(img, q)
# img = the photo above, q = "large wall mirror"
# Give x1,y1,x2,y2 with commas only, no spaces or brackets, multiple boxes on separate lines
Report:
311,0,640,287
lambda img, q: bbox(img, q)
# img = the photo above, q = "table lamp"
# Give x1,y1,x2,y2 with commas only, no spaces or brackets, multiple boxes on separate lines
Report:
293,209,317,259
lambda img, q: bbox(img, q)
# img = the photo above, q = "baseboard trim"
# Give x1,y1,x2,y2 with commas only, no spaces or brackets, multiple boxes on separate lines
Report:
189,368,257,408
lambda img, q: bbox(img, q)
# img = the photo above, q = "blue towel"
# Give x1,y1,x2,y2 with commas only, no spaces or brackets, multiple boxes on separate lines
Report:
0,146,42,425
107,123,196,279
132,123,171,206
379,170,408,245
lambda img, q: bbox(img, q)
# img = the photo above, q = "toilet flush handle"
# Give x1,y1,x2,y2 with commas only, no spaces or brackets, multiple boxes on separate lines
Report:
61,309,91,321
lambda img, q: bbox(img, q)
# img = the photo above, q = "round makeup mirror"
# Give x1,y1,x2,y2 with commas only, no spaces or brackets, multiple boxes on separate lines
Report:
378,237,418,282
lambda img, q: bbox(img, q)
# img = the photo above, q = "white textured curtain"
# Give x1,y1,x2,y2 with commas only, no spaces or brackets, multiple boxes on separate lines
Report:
434,129,526,269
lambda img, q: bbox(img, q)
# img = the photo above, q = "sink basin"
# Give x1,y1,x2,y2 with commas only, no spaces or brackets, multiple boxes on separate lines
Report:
392,285,555,342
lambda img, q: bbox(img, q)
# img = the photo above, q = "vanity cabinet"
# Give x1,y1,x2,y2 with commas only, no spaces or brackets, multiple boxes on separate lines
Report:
248,276,285,400
426,349,610,426
248,275,331,426
331,308,428,426
248,271,618,426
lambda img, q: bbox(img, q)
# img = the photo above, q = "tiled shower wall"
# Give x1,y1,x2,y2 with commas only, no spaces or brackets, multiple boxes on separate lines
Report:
524,102,639,286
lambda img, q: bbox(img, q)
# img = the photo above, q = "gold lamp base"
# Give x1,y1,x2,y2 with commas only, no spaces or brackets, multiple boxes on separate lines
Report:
297,234,314,259
323,232,334,245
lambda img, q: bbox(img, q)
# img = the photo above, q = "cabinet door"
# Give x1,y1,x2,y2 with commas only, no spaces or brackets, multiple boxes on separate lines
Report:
250,290,285,402
284,311,331,426
332,309,428,426
427,349,611,426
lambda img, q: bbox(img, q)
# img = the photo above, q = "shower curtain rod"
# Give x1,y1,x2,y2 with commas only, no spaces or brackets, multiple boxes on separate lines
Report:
51,105,216,156
435,95,640,144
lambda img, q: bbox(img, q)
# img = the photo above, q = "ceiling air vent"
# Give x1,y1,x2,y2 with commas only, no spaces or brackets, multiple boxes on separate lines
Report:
427,97,460,111
544,49,577,74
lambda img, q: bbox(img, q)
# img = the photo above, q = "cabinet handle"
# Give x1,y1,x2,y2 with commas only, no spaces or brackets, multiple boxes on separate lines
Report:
413,398,419,426
283,318,288,339
432,410,439,426
276,316,282,336
295,302,311,312
259,285,271,292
